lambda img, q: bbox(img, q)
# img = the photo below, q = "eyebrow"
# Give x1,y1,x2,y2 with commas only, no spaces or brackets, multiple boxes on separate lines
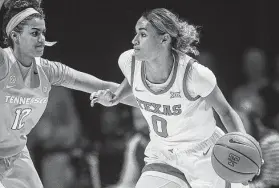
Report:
31,28,46,32
139,27,147,31
135,27,147,32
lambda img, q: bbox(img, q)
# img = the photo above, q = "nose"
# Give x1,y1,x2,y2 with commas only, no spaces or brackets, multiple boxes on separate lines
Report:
132,34,139,45
38,33,45,43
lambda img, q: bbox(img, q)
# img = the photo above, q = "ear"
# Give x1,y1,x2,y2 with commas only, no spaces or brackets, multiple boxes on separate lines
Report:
161,33,171,45
10,31,19,44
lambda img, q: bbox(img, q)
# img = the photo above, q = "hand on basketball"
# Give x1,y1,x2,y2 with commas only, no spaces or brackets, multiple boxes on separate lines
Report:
90,89,119,107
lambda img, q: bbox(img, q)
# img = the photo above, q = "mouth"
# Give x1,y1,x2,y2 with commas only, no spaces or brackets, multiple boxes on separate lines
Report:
36,45,44,49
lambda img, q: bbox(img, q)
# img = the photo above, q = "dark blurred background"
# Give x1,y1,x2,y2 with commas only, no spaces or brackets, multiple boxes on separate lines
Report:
2,0,279,188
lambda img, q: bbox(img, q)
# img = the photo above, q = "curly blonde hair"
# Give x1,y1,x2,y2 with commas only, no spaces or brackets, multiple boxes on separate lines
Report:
142,8,200,56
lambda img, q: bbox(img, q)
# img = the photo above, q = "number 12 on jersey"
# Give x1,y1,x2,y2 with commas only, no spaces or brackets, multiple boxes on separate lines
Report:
11,108,32,130
151,115,169,138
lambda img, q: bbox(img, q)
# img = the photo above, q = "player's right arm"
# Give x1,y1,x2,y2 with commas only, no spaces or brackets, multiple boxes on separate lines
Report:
108,49,135,104
90,50,139,107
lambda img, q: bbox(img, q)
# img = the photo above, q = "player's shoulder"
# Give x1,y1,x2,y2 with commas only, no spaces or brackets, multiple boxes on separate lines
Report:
0,48,10,80
36,57,49,67
119,49,134,58
178,54,197,68
0,48,9,65
118,49,134,63
1,47,16,63
37,58,61,69
186,57,215,79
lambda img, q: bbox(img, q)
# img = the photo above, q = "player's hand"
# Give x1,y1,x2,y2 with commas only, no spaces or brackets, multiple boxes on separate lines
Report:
90,89,119,107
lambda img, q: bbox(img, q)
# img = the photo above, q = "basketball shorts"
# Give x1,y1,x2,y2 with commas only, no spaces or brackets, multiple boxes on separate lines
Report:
136,127,250,188
0,146,43,188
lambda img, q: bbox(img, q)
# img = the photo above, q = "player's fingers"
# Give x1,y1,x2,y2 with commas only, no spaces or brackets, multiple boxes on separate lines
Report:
90,100,94,107
90,98,99,107
90,92,97,100
90,90,106,100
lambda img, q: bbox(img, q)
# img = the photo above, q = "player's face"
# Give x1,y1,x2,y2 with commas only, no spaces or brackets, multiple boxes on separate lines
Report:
132,17,163,61
16,18,46,58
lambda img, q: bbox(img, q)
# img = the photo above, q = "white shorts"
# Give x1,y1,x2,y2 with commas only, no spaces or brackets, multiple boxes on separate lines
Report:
0,146,43,188
138,128,249,188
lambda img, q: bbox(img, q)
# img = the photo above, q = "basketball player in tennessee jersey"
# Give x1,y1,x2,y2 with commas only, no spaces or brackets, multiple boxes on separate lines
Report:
0,0,137,188
90,8,255,188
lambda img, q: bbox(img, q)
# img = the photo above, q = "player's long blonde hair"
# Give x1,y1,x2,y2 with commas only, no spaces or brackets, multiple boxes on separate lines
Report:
142,8,200,57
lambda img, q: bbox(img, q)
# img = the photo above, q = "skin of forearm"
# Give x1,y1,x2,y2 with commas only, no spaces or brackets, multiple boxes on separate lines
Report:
220,109,246,133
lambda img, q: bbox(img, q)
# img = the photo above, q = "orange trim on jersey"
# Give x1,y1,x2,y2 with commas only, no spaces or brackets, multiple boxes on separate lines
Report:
140,60,178,95
183,59,200,101
142,163,192,187
131,55,135,88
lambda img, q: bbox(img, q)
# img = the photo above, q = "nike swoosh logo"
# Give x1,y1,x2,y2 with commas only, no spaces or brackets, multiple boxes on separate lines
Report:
203,147,211,156
228,138,246,145
135,88,144,92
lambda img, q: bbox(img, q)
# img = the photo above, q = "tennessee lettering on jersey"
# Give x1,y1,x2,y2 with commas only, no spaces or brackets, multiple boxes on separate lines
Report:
136,97,182,116
0,48,52,157
5,95,48,104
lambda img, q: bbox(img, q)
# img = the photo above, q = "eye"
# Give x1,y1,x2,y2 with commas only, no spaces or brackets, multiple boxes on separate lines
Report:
141,33,147,37
31,31,39,37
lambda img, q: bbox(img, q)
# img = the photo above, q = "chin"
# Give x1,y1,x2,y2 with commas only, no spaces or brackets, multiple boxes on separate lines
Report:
134,53,146,61
35,51,44,57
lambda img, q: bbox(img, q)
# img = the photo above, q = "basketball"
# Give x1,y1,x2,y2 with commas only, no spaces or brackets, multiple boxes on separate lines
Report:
211,132,263,183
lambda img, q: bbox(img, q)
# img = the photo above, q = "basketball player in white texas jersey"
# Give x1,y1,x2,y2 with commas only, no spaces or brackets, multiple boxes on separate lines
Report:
90,8,255,188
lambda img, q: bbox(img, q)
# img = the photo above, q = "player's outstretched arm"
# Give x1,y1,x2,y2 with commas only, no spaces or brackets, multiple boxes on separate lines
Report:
205,85,247,133
66,70,138,107
90,78,138,108
112,78,134,104
44,60,138,107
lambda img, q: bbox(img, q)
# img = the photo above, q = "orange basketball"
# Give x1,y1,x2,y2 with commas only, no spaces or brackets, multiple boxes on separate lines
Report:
211,132,263,183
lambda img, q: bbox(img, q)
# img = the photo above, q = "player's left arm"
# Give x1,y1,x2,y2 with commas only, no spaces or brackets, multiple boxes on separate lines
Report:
205,85,246,133
190,62,246,133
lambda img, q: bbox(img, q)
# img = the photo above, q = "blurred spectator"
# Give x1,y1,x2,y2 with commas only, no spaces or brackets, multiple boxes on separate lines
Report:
259,54,279,130
28,86,100,188
106,108,149,188
237,96,279,188
98,105,134,186
232,48,268,111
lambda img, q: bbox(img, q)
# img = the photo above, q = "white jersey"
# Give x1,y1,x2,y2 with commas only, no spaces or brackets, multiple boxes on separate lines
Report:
119,49,218,148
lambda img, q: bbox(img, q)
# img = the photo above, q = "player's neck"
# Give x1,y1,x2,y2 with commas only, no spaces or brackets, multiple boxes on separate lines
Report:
13,48,34,67
144,53,175,84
